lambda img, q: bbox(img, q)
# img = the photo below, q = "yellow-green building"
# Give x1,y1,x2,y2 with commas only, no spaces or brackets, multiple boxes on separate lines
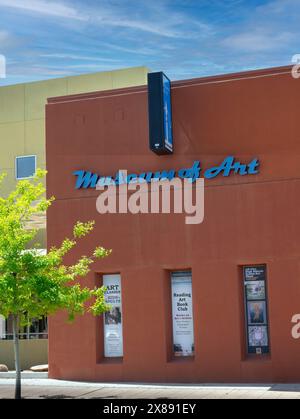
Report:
0,66,149,369
0,66,148,244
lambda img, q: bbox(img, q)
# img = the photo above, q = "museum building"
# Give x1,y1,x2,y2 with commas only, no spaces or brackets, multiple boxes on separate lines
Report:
46,65,300,382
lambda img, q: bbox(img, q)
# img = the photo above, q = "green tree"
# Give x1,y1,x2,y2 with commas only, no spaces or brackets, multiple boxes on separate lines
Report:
0,170,111,399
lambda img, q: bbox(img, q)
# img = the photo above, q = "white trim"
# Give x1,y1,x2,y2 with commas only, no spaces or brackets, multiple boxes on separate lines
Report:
172,70,293,90
0,315,5,339
15,155,37,180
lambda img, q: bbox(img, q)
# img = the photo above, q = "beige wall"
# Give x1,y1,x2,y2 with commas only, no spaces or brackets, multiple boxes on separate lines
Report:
0,66,149,248
0,65,148,194
0,340,48,370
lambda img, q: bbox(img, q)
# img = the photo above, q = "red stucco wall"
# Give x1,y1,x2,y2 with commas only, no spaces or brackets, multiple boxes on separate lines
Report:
46,66,300,382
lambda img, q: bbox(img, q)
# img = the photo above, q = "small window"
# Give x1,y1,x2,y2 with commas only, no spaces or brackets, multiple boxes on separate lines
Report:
1,314,48,340
243,265,270,355
16,155,36,180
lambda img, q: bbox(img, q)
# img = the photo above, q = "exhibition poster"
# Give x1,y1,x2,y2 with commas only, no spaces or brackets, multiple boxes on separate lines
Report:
103,274,123,358
171,274,194,357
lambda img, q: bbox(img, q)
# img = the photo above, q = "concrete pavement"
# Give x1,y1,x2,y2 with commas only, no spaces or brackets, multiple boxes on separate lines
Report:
1,379,300,399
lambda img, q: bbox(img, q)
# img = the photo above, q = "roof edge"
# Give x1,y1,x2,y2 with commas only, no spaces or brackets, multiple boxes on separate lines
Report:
47,64,294,105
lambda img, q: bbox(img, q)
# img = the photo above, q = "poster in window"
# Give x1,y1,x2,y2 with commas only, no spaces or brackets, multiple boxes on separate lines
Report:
171,274,194,357
244,266,266,281
248,326,269,347
245,281,265,300
103,275,123,358
247,301,267,325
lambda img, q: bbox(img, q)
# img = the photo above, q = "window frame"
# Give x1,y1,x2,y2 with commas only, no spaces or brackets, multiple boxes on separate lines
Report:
15,155,37,180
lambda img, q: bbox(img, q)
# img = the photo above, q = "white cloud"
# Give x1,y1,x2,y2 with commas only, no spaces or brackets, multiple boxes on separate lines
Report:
94,7,211,39
222,31,293,52
256,0,300,15
221,0,300,53
63,63,124,70
96,16,181,38
40,53,122,63
0,0,213,39
0,0,86,20
0,30,19,51
0,30,10,43
98,42,158,56
90,0,179,38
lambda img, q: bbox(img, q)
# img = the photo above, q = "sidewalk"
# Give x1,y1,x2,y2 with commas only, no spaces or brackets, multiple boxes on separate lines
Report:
1,379,300,399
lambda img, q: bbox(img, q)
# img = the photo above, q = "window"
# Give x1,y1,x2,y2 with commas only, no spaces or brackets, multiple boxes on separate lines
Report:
0,315,48,340
15,155,36,180
103,274,123,358
243,265,270,355
171,271,194,357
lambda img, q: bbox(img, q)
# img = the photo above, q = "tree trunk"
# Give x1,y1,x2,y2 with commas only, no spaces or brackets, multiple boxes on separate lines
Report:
12,314,21,399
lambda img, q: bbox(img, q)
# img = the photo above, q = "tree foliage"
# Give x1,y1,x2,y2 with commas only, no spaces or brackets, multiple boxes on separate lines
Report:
0,169,111,327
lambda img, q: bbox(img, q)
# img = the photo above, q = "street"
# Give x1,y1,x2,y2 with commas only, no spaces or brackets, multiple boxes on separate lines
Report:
1,380,300,399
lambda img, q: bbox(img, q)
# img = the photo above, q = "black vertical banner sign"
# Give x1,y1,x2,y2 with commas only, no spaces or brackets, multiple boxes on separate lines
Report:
148,72,174,155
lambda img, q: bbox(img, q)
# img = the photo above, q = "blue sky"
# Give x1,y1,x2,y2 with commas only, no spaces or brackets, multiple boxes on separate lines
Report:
0,0,299,85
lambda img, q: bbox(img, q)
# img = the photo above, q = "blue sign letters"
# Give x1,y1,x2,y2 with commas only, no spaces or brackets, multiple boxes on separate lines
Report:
74,157,260,189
